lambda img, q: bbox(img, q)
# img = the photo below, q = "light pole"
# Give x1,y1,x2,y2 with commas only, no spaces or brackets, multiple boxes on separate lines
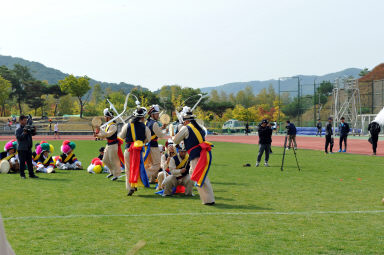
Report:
314,78,318,126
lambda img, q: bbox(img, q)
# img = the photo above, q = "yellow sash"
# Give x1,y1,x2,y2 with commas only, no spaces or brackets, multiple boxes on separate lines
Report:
106,122,114,131
33,153,40,161
43,155,51,165
187,123,204,144
177,154,189,169
63,152,74,163
4,152,17,161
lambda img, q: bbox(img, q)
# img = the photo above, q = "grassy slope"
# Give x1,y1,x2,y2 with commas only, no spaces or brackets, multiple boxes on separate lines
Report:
0,140,383,254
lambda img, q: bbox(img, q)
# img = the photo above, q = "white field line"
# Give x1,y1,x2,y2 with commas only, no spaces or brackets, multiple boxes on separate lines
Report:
3,210,384,221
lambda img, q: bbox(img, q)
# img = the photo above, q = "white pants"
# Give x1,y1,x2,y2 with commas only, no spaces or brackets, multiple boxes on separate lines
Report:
57,161,82,170
103,144,121,177
36,164,54,173
145,147,161,182
157,171,168,190
163,175,194,196
190,157,215,204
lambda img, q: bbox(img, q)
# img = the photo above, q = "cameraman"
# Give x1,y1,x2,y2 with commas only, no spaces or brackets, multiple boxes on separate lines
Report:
15,115,38,179
286,120,297,150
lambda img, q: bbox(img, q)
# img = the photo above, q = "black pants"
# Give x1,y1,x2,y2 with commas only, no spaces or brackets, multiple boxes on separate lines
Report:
325,135,333,153
316,128,322,136
371,135,378,153
257,144,270,163
339,135,347,150
18,150,35,177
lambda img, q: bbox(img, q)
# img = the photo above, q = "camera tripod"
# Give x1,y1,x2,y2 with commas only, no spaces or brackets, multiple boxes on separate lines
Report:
281,135,301,171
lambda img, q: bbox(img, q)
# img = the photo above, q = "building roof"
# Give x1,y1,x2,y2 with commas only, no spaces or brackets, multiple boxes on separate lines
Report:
358,63,384,82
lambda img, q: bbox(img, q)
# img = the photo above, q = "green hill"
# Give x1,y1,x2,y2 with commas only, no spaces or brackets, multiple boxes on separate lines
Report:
0,55,146,93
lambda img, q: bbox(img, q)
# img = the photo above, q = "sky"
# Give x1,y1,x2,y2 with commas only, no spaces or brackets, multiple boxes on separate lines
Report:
0,0,383,90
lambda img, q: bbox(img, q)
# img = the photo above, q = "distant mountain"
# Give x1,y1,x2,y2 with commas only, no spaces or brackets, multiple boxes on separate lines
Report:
0,55,145,93
201,68,363,96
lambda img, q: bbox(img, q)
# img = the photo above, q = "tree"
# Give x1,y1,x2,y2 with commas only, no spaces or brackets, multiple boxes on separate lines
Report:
45,84,67,116
58,95,75,115
222,108,234,121
91,83,103,104
59,75,91,118
359,68,370,77
232,104,248,121
210,89,220,102
24,80,46,116
0,75,12,116
315,81,333,105
235,86,254,107
13,64,34,114
201,101,234,118
219,90,228,102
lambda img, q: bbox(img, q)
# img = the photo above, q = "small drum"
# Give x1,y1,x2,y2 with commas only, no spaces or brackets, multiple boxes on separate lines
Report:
0,160,10,174
160,114,171,125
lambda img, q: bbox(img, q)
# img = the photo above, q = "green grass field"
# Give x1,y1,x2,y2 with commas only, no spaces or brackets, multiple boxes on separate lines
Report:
1,140,384,254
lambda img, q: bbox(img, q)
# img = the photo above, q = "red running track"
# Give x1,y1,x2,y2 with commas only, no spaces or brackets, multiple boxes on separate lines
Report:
206,135,380,156
0,134,378,156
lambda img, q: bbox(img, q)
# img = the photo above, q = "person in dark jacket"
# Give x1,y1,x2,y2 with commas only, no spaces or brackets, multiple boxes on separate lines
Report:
245,122,249,136
368,121,381,155
325,117,334,154
256,119,272,167
338,117,350,152
316,119,322,137
15,115,38,179
286,120,297,150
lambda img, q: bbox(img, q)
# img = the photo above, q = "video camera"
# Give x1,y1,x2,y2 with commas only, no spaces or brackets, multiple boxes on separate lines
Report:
23,114,36,136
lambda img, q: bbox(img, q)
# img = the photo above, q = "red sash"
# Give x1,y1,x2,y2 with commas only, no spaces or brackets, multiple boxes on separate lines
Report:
128,143,142,185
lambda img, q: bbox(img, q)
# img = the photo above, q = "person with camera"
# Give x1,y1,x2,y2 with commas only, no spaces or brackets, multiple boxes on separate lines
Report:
256,119,272,167
286,120,297,150
15,115,38,179
368,121,381,155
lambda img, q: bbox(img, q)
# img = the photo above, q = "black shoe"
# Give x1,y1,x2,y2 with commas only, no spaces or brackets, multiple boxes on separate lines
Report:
106,174,113,178
127,189,135,196
111,177,118,181
134,187,137,191
30,175,39,178
204,202,215,206
21,176,26,179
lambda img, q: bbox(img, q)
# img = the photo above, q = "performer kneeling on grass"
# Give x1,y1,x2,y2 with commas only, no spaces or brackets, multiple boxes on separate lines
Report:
36,143,55,174
157,139,176,191
0,140,19,173
32,143,41,168
56,140,82,170
119,107,151,196
162,143,194,196
95,109,124,181
256,119,272,167
172,107,215,205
